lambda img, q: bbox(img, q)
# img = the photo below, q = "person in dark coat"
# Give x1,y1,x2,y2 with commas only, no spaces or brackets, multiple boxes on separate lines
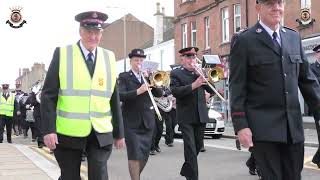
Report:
170,47,214,180
230,0,320,179
41,11,125,180
12,83,23,135
309,44,320,168
26,90,45,148
118,48,163,180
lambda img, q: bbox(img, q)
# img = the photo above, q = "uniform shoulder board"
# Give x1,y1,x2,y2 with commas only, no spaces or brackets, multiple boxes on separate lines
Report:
283,26,296,32
235,28,248,35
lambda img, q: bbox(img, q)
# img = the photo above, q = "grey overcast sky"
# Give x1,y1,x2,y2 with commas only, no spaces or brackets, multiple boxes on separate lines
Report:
1,0,173,86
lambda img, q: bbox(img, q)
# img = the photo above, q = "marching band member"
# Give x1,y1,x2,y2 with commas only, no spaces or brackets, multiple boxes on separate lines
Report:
230,0,320,179
41,11,125,180
118,48,163,180
309,44,320,168
170,47,214,180
0,84,18,143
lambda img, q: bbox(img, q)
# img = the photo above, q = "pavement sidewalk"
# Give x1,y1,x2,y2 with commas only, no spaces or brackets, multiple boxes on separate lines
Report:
0,143,59,180
223,117,319,147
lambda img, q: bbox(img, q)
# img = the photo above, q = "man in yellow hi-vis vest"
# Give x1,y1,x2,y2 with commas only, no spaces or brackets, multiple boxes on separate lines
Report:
0,84,17,143
41,11,125,180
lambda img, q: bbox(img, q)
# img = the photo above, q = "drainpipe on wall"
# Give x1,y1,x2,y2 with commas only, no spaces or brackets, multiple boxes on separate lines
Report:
245,0,249,28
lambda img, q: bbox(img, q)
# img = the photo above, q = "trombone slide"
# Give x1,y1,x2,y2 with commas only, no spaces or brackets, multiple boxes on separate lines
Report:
141,75,163,121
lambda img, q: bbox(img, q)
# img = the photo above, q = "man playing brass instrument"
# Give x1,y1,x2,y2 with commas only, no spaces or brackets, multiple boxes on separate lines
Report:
170,47,215,180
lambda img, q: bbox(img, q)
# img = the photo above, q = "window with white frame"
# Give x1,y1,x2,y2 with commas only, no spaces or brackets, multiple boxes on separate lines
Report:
222,7,229,43
301,0,311,9
181,23,188,48
234,4,241,32
204,17,210,49
191,22,197,47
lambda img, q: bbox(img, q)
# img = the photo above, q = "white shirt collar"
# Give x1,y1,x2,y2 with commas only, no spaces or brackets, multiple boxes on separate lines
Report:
259,20,281,44
79,40,96,62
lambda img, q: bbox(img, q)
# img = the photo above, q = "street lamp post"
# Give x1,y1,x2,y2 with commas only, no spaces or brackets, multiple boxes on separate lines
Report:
106,6,127,72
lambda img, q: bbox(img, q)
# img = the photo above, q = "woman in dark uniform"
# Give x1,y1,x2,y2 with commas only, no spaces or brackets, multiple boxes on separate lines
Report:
118,49,162,180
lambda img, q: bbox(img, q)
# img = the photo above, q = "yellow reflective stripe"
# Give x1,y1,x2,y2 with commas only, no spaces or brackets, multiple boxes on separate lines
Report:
59,89,112,97
57,110,111,120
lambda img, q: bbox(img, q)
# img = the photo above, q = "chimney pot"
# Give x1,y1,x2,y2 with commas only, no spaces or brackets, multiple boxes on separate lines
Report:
162,7,165,15
156,2,160,13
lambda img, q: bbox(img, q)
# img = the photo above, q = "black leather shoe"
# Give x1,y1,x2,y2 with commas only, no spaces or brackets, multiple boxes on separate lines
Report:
7,140,12,144
38,143,44,148
200,147,206,152
312,150,320,168
248,167,257,175
155,147,161,153
166,143,173,147
150,150,156,155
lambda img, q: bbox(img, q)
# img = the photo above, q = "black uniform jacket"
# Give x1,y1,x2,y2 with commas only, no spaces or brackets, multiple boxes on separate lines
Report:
230,22,320,143
170,67,214,124
41,42,124,149
310,61,320,83
118,70,163,129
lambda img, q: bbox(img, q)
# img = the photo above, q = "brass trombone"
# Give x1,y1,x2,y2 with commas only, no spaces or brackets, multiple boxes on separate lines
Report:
193,58,226,102
140,71,163,121
149,71,170,88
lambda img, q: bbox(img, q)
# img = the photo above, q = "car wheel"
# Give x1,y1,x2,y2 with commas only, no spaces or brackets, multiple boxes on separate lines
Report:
212,134,222,139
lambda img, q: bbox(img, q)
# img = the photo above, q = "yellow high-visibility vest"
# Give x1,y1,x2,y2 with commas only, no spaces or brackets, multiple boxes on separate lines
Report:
56,44,116,137
0,93,15,117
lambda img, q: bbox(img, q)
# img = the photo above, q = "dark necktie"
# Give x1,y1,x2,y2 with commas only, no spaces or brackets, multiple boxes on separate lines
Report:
87,52,94,77
272,31,281,54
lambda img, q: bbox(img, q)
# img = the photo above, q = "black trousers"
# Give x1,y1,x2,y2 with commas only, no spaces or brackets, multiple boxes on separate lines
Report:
12,115,23,134
54,131,112,180
253,141,304,180
0,115,13,142
23,121,36,139
34,116,44,144
165,109,176,145
151,112,164,150
312,113,320,164
179,123,205,180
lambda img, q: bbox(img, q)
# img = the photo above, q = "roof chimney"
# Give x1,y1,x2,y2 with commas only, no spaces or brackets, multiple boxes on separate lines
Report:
154,2,164,45
162,7,165,16
156,2,160,14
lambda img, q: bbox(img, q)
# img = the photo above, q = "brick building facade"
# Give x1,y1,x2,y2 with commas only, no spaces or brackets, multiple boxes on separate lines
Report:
174,0,320,117
174,0,320,61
